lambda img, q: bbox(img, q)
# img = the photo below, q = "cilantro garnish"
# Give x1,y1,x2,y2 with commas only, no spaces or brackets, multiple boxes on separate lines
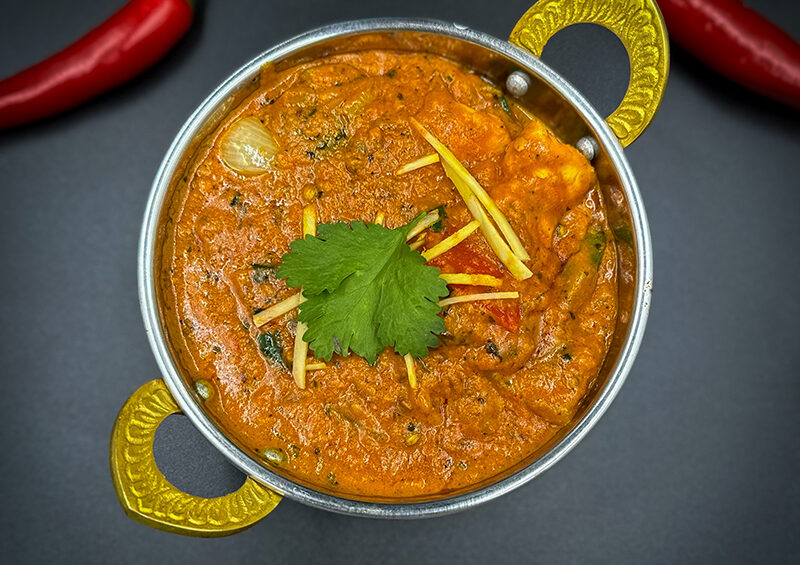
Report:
276,216,448,364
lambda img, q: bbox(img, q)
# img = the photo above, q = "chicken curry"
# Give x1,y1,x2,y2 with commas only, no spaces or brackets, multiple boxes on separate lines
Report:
159,49,618,497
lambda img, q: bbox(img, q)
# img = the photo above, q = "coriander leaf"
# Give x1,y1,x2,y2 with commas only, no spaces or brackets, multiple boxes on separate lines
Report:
278,221,390,295
277,220,448,364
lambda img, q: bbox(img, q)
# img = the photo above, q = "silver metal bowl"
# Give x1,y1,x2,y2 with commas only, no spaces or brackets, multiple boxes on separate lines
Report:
112,4,667,535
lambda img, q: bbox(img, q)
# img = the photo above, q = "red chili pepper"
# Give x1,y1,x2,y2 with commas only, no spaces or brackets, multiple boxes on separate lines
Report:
658,0,800,109
0,0,194,129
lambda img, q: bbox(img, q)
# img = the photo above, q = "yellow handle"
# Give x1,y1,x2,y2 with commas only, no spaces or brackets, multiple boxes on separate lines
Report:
110,379,281,537
509,0,669,147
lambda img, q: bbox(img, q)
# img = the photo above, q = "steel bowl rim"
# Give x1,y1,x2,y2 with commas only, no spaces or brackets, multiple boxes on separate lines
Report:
138,17,652,519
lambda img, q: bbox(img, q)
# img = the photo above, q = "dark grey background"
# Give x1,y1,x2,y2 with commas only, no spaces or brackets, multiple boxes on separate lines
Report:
1,0,798,563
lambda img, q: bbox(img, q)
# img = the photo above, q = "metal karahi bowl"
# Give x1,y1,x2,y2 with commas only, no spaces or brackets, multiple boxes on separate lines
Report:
111,0,668,536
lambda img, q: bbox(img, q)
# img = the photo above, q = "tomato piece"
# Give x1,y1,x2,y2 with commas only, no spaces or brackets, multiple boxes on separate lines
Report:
430,241,519,332
484,302,521,333
428,239,503,277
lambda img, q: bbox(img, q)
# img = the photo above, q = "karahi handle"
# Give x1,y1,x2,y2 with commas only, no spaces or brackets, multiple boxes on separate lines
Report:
110,379,281,537
510,0,670,147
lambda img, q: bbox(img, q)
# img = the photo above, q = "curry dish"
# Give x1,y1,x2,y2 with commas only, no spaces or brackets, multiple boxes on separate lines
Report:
160,50,618,497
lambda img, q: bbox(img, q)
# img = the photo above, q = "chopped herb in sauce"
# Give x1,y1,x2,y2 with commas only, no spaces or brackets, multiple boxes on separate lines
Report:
587,228,607,265
252,263,276,283
612,223,634,247
429,205,447,232
313,129,348,155
493,92,511,114
500,96,510,114
258,331,287,370
485,340,502,359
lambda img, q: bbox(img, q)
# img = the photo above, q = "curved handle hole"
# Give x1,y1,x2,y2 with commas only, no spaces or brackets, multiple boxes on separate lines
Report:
539,23,630,119
154,414,246,498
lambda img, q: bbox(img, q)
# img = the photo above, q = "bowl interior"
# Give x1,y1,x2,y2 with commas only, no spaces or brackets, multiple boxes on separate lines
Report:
141,20,651,517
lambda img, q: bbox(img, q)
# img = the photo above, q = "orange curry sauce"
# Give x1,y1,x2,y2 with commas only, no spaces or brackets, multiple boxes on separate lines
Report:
161,51,618,497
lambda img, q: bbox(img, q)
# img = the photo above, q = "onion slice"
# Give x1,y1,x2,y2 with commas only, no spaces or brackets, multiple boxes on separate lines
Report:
220,116,278,175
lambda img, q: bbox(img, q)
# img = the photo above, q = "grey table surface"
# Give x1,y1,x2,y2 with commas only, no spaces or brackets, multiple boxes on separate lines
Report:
1,0,798,563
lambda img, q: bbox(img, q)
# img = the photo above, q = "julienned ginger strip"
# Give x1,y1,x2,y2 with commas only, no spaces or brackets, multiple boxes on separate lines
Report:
438,291,519,308
410,118,532,280
292,204,317,388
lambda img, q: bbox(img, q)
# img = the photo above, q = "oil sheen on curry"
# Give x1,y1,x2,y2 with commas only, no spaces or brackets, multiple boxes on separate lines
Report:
161,50,618,498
